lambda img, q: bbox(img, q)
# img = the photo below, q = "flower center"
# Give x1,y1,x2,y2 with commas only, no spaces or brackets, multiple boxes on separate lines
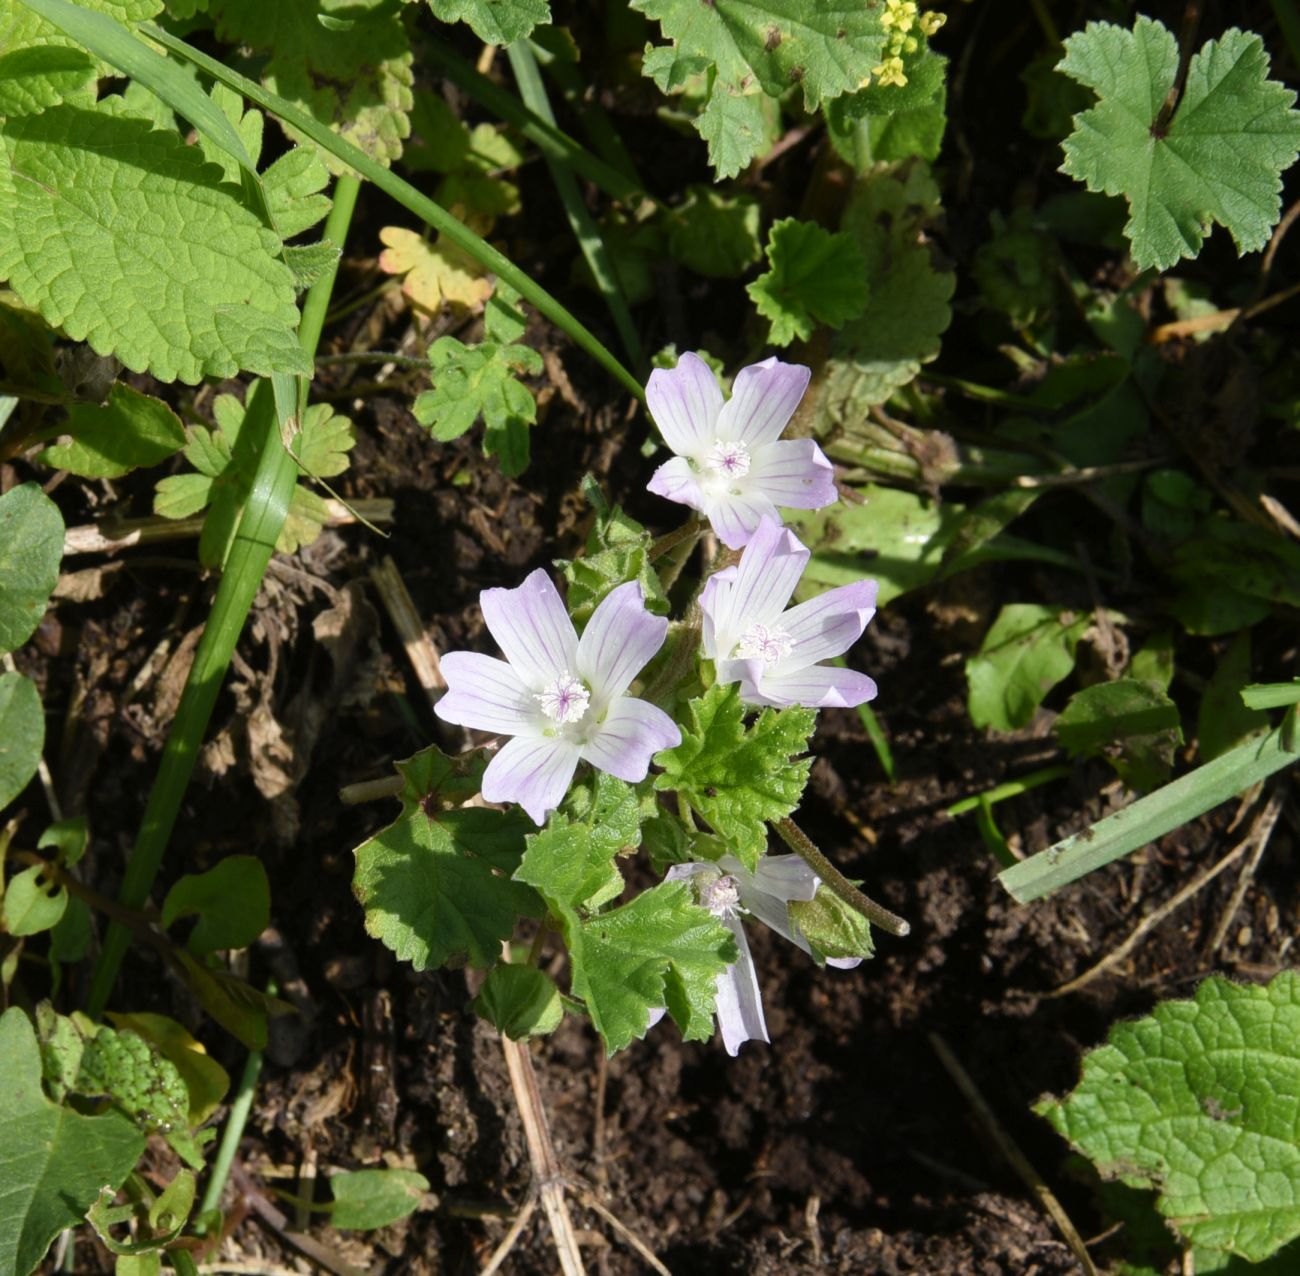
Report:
535,672,591,724
700,874,741,918
704,439,751,480
735,622,794,665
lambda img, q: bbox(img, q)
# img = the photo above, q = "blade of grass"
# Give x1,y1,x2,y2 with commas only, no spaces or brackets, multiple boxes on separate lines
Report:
946,765,1072,816
832,657,895,783
1241,680,1300,710
86,175,362,1017
998,716,1300,903
505,41,643,371
197,1008,266,1220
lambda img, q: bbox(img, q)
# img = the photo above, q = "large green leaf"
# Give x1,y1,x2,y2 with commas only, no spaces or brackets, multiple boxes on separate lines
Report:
0,482,62,656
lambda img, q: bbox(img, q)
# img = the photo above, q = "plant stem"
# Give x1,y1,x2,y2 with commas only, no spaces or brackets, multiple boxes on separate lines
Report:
648,516,703,563
86,176,360,1018
773,817,910,938
198,1031,265,1220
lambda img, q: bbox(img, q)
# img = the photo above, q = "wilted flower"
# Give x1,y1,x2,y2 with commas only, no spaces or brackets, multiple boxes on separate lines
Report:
645,353,836,549
664,854,862,1056
435,573,680,824
700,517,878,709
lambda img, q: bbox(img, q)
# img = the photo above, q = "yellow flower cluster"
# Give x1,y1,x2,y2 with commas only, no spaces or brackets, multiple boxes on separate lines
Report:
867,0,947,89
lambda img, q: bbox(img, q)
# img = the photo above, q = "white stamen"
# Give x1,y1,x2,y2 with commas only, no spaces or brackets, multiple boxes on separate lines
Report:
704,439,751,479
700,874,742,918
735,622,794,664
536,672,590,724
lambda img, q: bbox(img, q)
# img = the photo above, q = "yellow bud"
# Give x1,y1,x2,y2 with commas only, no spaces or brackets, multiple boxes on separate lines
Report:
919,11,946,35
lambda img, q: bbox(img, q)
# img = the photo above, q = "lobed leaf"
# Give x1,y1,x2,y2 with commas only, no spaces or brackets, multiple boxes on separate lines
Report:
425,0,550,46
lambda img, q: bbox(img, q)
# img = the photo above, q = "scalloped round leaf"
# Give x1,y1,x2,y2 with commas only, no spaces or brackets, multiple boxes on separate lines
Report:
0,482,63,656
0,106,302,384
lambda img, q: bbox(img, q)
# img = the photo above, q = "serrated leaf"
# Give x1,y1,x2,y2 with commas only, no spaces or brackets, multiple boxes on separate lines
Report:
2,863,66,937
1039,972,1300,1262
263,147,332,239
0,1007,144,1276
654,684,815,871
667,185,762,278
516,817,626,916
329,1169,429,1230
0,106,307,384
556,504,669,627
0,670,43,810
40,383,185,479
161,855,270,955
1059,19,1300,270
0,482,62,657
378,226,493,314
747,217,867,347
966,604,1090,733
1056,678,1183,792
563,881,736,1053
0,41,95,116
282,240,340,290
471,964,563,1039
426,0,549,44
352,746,541,971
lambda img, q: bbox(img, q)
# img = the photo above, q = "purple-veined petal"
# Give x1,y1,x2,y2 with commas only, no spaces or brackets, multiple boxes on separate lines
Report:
646,351,723,457
779,580,878,668
481,733,581,825
435,652,541,736
704,488,782,549
825,954,864,970
748,438,837,510
480,569,579,691
580,697,681,782
756,662,878,709
715,915,768,1056
715,655,767,701
702,517,807,650
715,357,811,448
646,455,706,513
741,854,822,903
577,581,669,705
699,565,737,660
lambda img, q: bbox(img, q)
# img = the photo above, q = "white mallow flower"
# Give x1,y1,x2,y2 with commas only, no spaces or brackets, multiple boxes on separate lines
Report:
645,353,837,549
659,854,862,1057
700,516,879,709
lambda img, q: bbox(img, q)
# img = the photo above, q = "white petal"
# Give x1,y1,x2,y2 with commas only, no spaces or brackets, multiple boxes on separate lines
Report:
745,854,822,903
748,438,837,509
645,352,724,457
707,518,807,646
480,569,579,691
435,652,541,735
714,916,768,1056
481,734,580,825
715,358,810,448
704,488,781,550
756,663,878,709
580,697,681,782
577,581,669,704
779,580,878,667
698,565,738,660
646,455,705,513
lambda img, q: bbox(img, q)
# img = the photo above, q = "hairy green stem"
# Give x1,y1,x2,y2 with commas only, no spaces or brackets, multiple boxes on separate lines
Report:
773,817,910,938
86,176,360,1018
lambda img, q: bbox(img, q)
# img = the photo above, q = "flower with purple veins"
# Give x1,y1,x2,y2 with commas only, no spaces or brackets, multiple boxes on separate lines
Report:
645,352,837,549
662,854,863,1056
700,516,879,709
435,572,681,825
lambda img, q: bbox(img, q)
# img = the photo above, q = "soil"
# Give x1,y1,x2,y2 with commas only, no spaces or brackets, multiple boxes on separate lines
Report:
13,2,1300,1273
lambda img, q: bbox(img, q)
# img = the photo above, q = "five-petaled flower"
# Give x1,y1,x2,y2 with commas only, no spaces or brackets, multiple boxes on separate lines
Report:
662,855,862,1056
645,353,837,549
700,516,879,709
435,573,680,824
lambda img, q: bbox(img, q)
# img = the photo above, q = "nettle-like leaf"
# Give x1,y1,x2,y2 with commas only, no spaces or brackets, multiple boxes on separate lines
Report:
630,0,893,178
817,159,955,417
210,0,413,171
655,683,815,872
352,745,542,971
557,500,669,627
0,1007,144,1276
0,107,306,384
424,0,550,48
39,383,185,480
153,389,355,567
1039,972,1300,1263
1058,19,1300,270
0,481,63,656
748,217,869,347
413,288,543,477
966,603,1091,733
666,185,763,279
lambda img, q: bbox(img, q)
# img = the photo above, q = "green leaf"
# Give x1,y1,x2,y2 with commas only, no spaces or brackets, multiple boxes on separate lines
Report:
654,684,815,872
161,855,270,955
287,400,355,477
1038,972,1300,1262
0,106,308,384
818,159,954,413
0,1007,144,1276
1199,632,1270,763
425,0,549,45
169,949,290,1052
413,334,543,478
37,815,88,867
1055,678,1183,792
0,482,63,657
747,217,868,347
104,1012,229,1127
825,50,948,169
0,670,43,810
666,186,762,278
352,746,541,971
39,383,185,479
1058,19,1300,270
1242,681,1300,711
631,0,894,178
471,964,563,1039
966,604,1090,733
0,42,94,118
563,880,737,1052
2,863,66,937
556,502,669,627
329,1168,429,1230
788,887,874,964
